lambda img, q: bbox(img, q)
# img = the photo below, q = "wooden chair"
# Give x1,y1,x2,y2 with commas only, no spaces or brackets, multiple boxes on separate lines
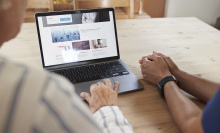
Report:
74,0,134,19
24,0,54,22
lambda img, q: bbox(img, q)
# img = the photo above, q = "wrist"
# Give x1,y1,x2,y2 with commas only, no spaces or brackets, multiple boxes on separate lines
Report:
157,75,178,97
159,72,172,82
164,80,177,90
163,81,178,98
93,105,119,114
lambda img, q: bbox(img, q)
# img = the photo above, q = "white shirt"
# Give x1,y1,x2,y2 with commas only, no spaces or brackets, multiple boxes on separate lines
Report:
0,56,133,133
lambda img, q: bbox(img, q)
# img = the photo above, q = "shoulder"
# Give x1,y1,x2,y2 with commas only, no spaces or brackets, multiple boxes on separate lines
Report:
0,56,74,96
0,56,71,83
0,55,76,104
0,56,79,132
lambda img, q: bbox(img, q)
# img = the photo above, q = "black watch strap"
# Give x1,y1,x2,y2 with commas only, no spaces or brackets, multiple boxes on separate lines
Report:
157,75,177,97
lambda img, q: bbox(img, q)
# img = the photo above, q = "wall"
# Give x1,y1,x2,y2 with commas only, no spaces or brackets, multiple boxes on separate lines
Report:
165,0,220,25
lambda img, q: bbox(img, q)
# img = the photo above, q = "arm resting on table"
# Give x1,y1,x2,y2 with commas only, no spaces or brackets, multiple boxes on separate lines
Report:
173,70,219,103
164,81,203,133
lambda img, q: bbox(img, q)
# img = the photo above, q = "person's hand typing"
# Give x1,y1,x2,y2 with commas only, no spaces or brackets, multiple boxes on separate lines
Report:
80,78,120,113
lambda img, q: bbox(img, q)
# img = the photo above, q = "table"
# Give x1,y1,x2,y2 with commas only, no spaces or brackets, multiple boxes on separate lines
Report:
1,17,220,133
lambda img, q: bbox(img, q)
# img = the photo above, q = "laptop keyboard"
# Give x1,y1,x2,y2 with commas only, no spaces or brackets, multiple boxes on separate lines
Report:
53,61,129,84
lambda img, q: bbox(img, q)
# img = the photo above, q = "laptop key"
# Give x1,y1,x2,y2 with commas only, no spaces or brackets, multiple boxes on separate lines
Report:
122,71,129,75
53,61,129,84
113,73,119,77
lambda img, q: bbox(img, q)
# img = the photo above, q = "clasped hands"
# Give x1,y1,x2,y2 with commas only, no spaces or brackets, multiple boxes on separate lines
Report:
139,51,180,84
139,51,172,84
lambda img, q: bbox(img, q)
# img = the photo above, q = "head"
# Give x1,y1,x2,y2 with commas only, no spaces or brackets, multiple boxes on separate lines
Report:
0,0,28,46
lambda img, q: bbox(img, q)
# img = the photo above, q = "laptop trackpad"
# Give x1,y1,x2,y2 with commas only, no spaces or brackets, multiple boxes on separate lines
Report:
74,78,114,96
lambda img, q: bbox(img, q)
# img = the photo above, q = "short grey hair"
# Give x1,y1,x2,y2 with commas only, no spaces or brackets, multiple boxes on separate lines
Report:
0,0,12,10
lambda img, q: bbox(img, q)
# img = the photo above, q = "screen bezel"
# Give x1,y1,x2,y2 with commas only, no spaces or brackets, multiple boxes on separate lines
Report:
35,8,120,69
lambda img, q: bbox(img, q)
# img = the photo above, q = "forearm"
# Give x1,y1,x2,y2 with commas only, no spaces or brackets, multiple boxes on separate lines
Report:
173,70,219,103
93,106,133,133
164,81,202,133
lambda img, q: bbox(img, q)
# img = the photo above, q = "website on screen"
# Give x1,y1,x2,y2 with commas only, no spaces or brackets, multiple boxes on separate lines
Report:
37,11,118,66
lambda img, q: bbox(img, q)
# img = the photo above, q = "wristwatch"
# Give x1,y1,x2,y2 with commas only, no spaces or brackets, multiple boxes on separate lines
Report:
157,75,177,97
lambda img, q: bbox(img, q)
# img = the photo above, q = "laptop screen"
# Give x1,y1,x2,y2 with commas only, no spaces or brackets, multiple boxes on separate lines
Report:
36,9,118,67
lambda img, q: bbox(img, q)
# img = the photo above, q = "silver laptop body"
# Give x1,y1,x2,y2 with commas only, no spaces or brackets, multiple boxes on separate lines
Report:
35,8,143,96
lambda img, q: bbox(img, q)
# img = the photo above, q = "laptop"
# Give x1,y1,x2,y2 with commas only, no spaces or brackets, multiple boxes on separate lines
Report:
35,8,143,95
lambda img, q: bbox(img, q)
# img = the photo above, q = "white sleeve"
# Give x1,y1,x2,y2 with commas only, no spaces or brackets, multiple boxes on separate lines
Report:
31,74,103,133
93,106,134,133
